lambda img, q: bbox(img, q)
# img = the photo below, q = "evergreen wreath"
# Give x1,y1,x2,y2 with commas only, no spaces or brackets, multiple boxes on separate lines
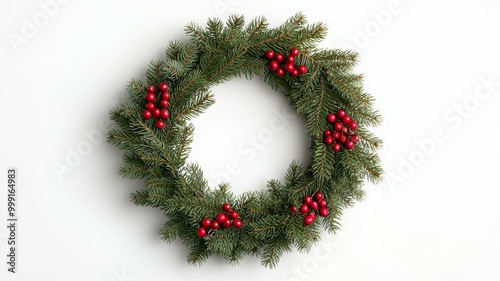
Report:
107,13,383,268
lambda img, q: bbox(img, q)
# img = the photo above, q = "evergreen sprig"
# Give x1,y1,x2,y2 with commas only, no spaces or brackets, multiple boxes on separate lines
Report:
107,13,383,268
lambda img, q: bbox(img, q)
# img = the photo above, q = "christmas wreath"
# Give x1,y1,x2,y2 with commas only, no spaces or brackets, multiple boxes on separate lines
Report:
108,13,383,268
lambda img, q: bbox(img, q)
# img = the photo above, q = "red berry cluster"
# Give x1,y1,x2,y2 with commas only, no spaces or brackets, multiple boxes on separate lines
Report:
142,82,171,129
291,192,329,226
323,109,359,153
265,48,307,77
196,203,242,238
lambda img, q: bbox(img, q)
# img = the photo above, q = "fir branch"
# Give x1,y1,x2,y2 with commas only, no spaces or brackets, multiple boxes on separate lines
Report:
126,78,145,104
227,14,245,30
206,50,245,82
145,177,176,192
294,67,321,113
118,163,146,179
311,138,336,185
206,230,235,257
184,22,207,44
245,12,307,51
145,60,163,86
227,243,244,265
171,69,206,101
147,188,172,207
159,216,189,243
129,189,150,206
245,16,268,39
291,178,315,195
176,42,200,72
356,128,383,151
187,240,210,266
180,163,209,197
284,160,304,187
261,238,292,268
198,20,245,77
206,17,225,41
295,23,327,49
351,149,383,183
305,75,329,134
165,40,182,60
173,124,194,166
130,118,180,179
162,60,183,81
267,179,282,200
295,220,313,252
304,49,359,72
322,206,343,233
327,70,373,106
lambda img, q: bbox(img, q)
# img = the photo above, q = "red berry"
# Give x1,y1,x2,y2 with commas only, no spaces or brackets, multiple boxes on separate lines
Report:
285,63,295,73
275,53,284,62
319,208,329,217
223,219,232,227
152,108,161,118
309,201,319,210
333,131,340,139
342,127,349,135
265,50,275,60
298,65,307,74
290,48,299,57
333,143,341,153
142,110,152,120
323,130,332,137
286,55,295,64
145,93,155,102
196,227,207,237
229,211,239,220
342,115,351,125
319,200,327,208
291,206,298,213
351,134,359,142
326,113,336,123
160,99,169,108
146,85,155,93
291,69,299,77
210,221,220,229
146,102,155,111
300,204,309,214
276,68,285,77
201,218,211,228
339,135,347,144
309,212,316,219
159,82,168,92
161,92,170,100
233,219,242,228
269,61,279,71
314,192,323,201
349,121,358,130
345,141,354,150
155,119,165,129
334,122,343,132
216,213,227,223
303,215,314,226
337,109,346,118
160,109,170,119
303,196,313,205
324,136,334,145
222,203,231,212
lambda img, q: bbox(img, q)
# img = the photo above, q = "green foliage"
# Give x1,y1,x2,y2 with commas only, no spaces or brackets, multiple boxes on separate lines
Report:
107,13,383,268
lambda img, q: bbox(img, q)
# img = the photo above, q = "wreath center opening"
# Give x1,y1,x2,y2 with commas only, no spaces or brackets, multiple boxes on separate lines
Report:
187,77,311,194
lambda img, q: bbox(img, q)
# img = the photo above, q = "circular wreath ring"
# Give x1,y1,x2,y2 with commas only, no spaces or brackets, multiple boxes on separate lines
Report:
108,13,383,268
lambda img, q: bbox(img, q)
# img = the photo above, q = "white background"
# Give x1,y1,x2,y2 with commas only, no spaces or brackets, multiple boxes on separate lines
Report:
1,0,500,280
